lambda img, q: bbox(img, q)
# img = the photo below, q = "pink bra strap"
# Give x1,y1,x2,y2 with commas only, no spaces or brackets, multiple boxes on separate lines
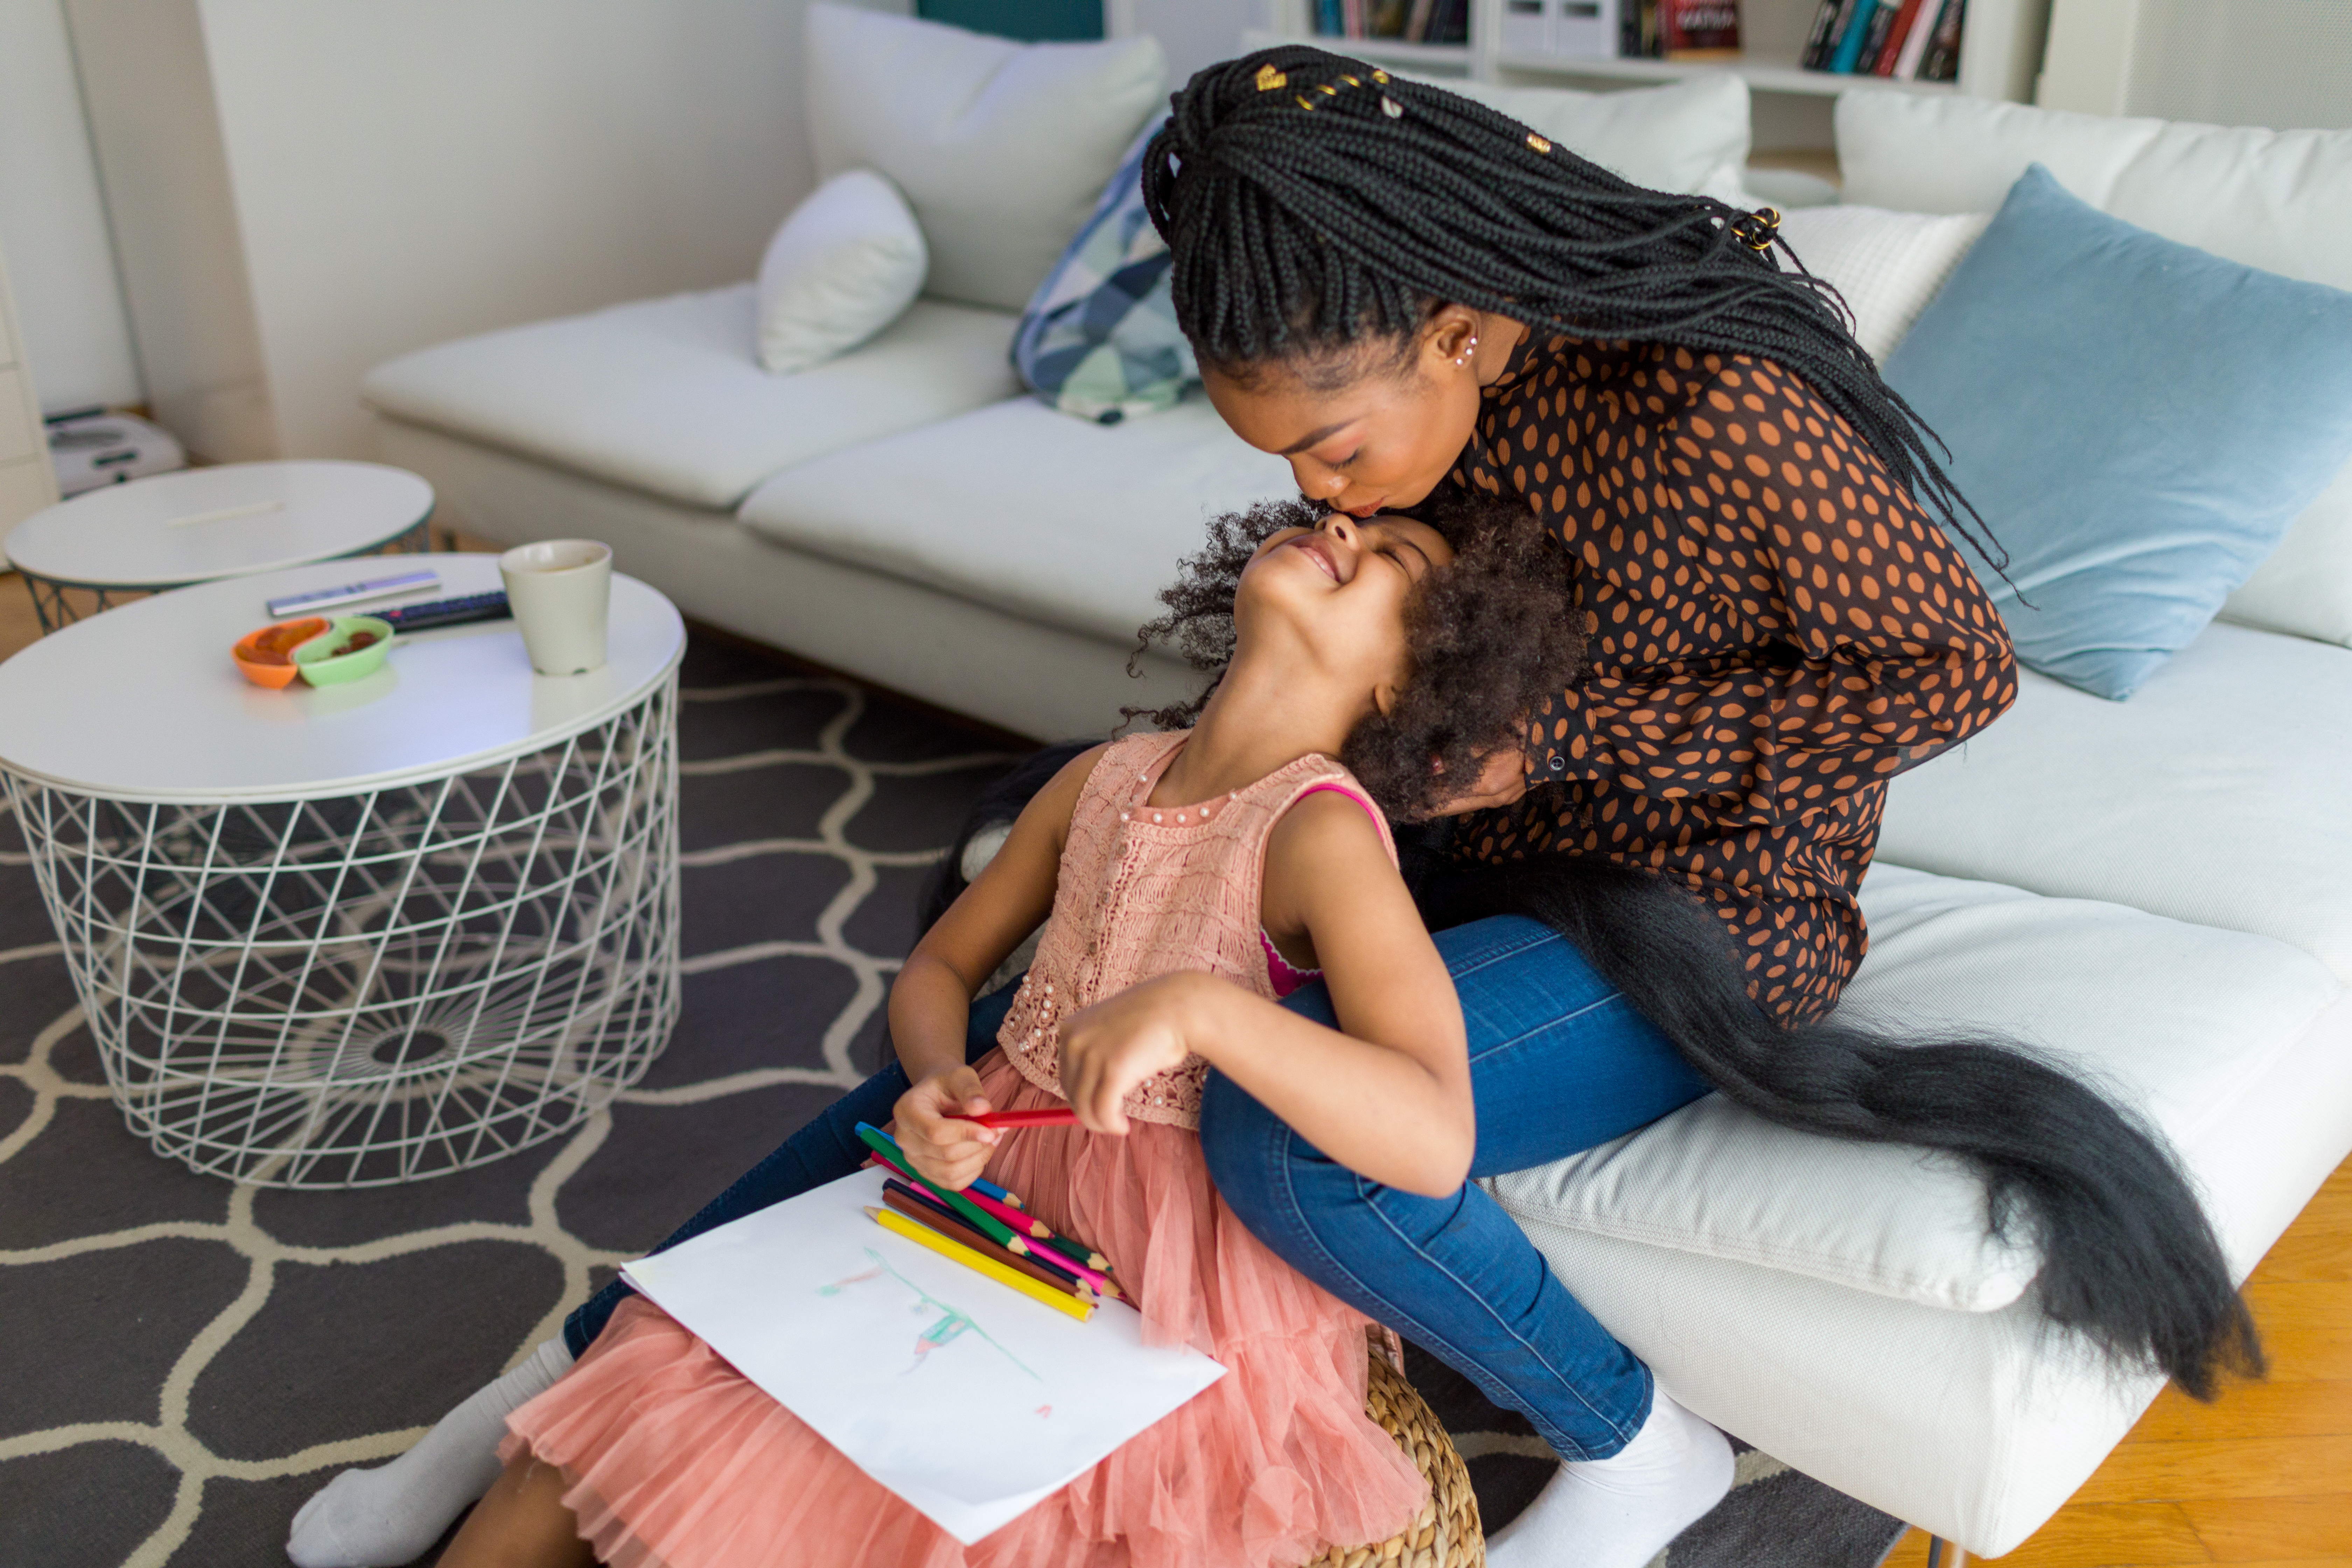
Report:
1295,780,1384,832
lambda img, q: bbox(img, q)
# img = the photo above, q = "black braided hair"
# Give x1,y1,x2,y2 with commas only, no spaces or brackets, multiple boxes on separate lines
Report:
1142,45,2005,570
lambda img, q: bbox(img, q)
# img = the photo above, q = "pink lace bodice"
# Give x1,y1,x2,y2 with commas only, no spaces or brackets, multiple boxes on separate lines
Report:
997,731,1397,1129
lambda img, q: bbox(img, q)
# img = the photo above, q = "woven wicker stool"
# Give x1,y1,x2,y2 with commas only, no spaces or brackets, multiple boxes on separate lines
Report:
1307,1329,1486,1568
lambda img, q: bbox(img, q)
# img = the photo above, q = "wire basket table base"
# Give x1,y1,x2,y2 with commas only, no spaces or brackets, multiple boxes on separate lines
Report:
5,676,680,1186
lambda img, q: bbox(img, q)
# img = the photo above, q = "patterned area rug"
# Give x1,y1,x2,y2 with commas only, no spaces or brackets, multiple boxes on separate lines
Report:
0,635,1906,1567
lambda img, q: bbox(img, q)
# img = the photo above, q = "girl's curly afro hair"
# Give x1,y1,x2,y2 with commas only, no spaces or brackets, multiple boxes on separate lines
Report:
1127,490,1586,821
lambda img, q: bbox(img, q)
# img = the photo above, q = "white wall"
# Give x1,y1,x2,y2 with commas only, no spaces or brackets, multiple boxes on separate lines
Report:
0,0,142,414
72,0,884,461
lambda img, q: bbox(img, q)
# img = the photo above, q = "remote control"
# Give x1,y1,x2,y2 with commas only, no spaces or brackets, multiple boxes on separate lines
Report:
265,569,440,618
375,592,513,632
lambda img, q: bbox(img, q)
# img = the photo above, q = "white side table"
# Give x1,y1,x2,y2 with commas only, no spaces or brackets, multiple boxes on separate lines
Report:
0,554,686,1186
4,460,434,631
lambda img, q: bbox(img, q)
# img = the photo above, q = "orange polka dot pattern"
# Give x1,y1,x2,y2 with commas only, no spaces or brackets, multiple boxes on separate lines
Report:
1441,334,2018,1025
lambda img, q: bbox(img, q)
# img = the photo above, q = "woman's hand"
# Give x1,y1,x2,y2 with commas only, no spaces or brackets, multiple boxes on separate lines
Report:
1057,973,1211,1136
891,1066,999,1189
1429,745,1531,815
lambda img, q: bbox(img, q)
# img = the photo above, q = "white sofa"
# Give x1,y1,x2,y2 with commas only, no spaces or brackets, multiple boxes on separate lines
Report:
363,36,2352,1557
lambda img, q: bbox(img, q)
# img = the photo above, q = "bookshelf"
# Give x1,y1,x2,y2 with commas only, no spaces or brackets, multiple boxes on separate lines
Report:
1267,0,2052,103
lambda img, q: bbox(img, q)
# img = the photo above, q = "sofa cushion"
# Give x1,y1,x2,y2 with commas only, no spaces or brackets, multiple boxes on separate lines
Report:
1834,91,2352,651
756,169,929,376
1774,205,1989,362
362,286,1019,511
806,5,1165,314
737,396,1294,647
1878,620,2352,984
1414,71,1754,202
1882,165,2352,700
1484,864,2342,1310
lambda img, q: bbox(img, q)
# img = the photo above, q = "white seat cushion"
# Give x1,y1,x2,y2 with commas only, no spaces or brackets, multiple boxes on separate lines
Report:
1879,621,2352,984
1834,91,2352,649
1486,864,2342,1310
362,286,1019,511
736,396,1295,647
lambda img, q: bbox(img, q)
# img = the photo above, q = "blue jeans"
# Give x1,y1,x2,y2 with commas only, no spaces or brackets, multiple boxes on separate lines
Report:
566,916,1707,1459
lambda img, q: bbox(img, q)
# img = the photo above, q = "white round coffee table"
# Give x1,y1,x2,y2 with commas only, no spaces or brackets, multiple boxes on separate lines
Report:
0,553,685,1186
5,460,434,632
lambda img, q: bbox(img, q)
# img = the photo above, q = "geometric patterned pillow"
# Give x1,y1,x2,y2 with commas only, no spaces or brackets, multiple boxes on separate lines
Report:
1011,119,1198,423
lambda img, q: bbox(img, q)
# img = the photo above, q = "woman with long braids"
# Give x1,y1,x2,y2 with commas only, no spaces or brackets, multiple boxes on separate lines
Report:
293,46,2259,1568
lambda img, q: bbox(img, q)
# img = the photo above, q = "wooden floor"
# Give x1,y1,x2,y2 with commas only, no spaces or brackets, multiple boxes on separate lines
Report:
1,570,2343,1564
1885,1154,2352,1567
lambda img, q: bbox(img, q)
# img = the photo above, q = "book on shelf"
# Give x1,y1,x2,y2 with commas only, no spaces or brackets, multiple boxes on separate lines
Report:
1870,0,1925,73
1314,0,1344,36
1800,0,1843,67
1918,0,1965,80
1404,0,1439,40
1370,0,1412,35
1660,0,1740,59
1891,0,1942,75
1826,0,1883,71
1805,0,1861,69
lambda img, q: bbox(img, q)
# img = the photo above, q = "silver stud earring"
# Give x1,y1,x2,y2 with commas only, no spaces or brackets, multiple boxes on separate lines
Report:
1453,332,1479,368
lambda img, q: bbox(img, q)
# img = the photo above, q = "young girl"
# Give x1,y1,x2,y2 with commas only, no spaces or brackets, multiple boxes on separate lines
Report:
436,494,1595,1568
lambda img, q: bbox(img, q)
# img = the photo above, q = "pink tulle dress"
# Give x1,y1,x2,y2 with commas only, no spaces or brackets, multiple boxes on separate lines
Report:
502,732,1430,1568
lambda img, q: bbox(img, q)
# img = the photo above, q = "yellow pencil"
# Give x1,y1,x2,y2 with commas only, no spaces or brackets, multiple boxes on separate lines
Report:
866,1206,1095,1322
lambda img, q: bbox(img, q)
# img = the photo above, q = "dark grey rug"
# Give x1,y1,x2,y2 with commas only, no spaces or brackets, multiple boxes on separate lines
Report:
0,634,1905,1567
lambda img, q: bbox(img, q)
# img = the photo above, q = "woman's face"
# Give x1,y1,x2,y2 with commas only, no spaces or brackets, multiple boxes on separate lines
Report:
1234,511,1454,706
1203,315,1489,518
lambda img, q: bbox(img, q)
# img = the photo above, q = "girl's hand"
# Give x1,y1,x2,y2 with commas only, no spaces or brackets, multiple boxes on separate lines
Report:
1057,973,1208,1135
1430,745,1530,815
892,1067,999,1189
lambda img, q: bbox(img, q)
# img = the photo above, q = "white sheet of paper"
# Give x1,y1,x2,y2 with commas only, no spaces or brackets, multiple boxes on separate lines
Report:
621,1166,1227,1544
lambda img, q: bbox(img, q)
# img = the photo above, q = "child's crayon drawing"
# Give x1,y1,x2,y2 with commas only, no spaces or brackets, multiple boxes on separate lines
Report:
820,1248,1040,1381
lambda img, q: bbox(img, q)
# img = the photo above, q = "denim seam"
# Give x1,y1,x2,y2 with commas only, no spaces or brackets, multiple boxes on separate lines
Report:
1261,1112,1637,1460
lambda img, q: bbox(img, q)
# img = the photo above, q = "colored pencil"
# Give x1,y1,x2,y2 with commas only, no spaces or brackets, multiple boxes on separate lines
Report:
867,1206,1094,1322
880,1183,1088,1297
956,1183,1118,1279
853,1123,1025,1252
969,1174,1024,1211
959,1107,1080,1129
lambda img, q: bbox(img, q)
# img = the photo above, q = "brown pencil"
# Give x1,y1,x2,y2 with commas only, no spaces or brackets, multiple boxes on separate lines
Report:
880,1184,1088,1298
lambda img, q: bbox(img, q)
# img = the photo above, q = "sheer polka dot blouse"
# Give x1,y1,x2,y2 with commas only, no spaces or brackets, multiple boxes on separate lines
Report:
1441,333,2018,1025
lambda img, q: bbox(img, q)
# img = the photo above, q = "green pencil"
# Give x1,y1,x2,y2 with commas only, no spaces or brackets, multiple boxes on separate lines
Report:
854,1121,1024,1253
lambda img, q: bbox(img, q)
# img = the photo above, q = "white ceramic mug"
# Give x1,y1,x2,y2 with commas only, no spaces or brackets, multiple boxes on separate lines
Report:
499,539,612,675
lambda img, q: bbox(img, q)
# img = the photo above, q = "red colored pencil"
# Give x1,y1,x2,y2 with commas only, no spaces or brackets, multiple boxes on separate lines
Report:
957,1107,1080,1129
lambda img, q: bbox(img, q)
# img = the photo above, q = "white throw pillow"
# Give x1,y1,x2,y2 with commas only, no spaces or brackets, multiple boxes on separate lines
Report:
756,170,928,376
1836,91,2352,648
1774,205,1990,363
804,4,1165,313
1409,70,1754,201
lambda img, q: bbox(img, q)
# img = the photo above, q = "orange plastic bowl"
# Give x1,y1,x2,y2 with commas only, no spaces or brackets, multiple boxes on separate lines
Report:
233,617,330,689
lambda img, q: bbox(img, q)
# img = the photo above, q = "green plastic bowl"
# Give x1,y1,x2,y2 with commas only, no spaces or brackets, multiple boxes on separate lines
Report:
293,615,395,687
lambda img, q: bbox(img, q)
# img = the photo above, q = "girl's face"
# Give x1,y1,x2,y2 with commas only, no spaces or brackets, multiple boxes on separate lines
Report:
1202,314,1489,518
1236,512,1454,710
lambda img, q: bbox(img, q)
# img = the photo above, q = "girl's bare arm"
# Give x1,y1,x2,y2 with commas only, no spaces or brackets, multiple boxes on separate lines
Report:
1058,793,1473,1196
888,744,1105,1186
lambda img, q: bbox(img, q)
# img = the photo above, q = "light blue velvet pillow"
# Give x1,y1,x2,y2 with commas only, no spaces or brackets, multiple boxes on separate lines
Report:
1883,163,2352,699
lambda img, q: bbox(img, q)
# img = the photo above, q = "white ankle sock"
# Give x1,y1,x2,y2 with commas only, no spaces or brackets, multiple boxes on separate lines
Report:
286,1336,575,1568
1483,1390,1735,1568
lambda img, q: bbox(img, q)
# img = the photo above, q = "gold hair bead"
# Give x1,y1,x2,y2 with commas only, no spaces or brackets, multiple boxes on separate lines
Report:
1256,63,1287,91
1527,133,1553,154
1371,69,1390,83
1341,74,1362,86
1318,82,1339,96
1297,93,1317,110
